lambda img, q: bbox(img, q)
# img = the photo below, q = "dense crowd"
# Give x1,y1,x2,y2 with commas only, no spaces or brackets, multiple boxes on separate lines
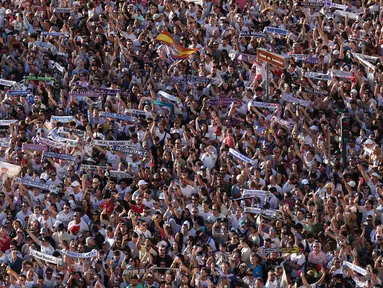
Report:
0,0,383,287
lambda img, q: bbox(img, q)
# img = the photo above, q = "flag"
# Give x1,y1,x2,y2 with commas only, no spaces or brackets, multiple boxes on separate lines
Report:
280,260,289,288
156,30,199,59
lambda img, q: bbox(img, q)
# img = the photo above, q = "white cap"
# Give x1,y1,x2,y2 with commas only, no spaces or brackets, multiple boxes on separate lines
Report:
309,126,319,132
69,200,76,209
157,240,168,248
302,179,309,185
53,220,62,228
183,221,190,230
153,13,162,20
333,50,340,55
138,180,148,186
40,172,49,181
5,9,11,14
159,192,165,200
71,181,80,187
364,139,373,145
347,181,356,187
371,172,379,178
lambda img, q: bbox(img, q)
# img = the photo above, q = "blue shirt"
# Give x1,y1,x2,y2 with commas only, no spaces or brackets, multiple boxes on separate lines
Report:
249,263,262,278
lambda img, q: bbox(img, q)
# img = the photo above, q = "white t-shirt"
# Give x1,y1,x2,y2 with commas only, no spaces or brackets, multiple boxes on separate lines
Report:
105,151,120,169
180,185,195,198
73,191,84,202
40,217,55,230
28,191,45,206
56,211,74,227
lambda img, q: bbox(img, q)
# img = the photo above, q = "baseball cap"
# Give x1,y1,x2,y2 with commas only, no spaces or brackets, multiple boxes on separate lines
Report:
302,179,309,185
138,180,148,186
71,181,80,187
347,181,356,187
40,227,49,235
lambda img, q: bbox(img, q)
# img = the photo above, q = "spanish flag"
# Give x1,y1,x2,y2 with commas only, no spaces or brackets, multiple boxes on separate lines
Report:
156,30,199,59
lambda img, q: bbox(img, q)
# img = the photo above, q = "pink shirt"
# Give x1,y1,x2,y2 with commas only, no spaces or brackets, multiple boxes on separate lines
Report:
308,251,327,267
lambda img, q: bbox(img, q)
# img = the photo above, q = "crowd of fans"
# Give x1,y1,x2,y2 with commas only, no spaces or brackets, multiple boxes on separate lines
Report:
0,0,383,287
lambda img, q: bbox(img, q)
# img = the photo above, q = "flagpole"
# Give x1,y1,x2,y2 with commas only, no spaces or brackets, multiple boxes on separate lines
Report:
266,63,269,99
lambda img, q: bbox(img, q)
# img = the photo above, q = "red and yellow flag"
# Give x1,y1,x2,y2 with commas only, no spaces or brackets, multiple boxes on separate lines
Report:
156,30,199,59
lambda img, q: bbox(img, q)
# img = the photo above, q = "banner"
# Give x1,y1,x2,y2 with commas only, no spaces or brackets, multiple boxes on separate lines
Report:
325,0,347,10
289,54,309,61
33,41,54,51
281,261,289,288
62,127,85,137
242,189,271,198
153,100,174,115
91,140,130,147
343,261,368,276
352,53,379,63
8,90,29,96
244,207,280,218
0,79,16,87
305,72,332,81
125,109,152,118
81,164,107,171
109,170,133,179
184,75,212,85
57,52,68,57
239,31,267,39
99,112,137,122
260,247,300,254
297,1,324,8
157,91,181,103
0,140,10,147
209,98,241,106
70,89,102,99
334,10,359,19
112,146,146,156
41,31,68,37
289,54,318,64
304,57,318,64
271,116,294,129
54,62,65,74
26,76,54,82
60,249,97,258
0,161,21,178
230,52,257,63
301,86,328,96
52,135,78,147
50,116,75,123
94,88,124,97
331,69,353,79
37,137,66,148
248,101,281,111
156,30,199,59
43,151,76,162
22,143,48,152
15,178,51,190
0,120,18,125
228,148,256,165
53,7,71,13
184,0,203,5
282,94,312,107
263,27,291,36
355,55,376,70
30,249,63,265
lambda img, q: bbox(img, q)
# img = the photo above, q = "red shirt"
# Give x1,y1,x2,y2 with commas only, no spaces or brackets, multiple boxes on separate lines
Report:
131,203,145,214
100,200,115,214
0,235,11,252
